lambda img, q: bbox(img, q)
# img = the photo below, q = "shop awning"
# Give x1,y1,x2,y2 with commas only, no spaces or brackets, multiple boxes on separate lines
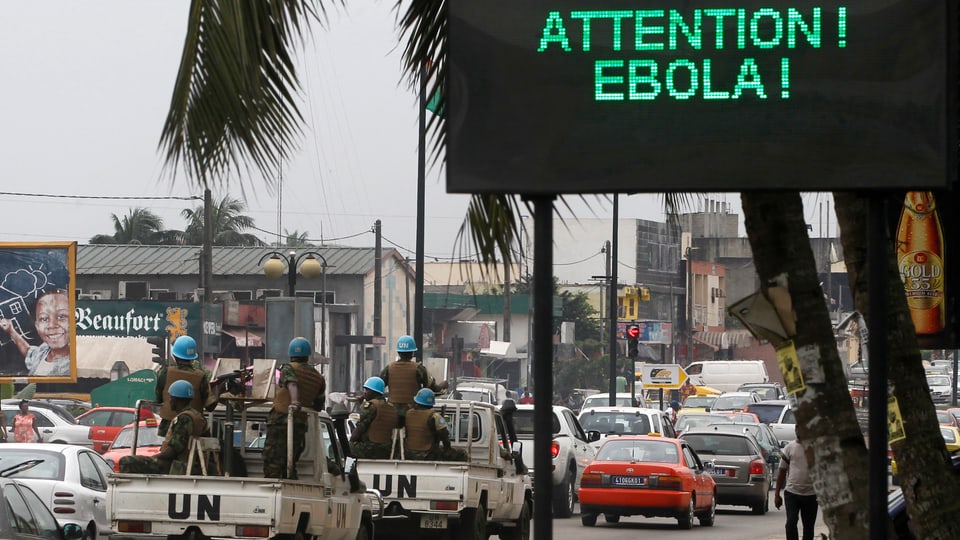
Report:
222,328,264,348
693,329,757,351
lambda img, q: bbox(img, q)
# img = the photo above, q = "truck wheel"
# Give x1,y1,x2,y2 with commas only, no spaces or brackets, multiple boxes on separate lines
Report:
603,513,620,523
580,513,597,527
553,470,574,518
499,501,530,540
458,502,487,540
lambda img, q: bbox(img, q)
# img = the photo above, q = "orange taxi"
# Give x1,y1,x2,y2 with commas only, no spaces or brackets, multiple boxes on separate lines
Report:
101,419,164,472
578,435,717,529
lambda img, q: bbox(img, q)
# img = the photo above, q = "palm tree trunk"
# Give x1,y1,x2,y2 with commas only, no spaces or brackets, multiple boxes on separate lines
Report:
834,191,960,538
741,192,869,537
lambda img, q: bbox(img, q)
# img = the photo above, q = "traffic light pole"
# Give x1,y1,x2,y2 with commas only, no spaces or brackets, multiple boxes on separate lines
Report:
607,196,619,407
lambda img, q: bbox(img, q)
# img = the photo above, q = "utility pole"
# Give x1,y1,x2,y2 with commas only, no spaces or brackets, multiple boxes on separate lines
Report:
201,187,213,362
414,63,426,362
374,220,383,372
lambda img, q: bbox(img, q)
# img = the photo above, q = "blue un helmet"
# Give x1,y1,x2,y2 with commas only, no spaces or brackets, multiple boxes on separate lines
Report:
168,379,195,399
363,376,386,395
288,337,312,357
171,335,199,361
414,388,435,407
396,335,418,353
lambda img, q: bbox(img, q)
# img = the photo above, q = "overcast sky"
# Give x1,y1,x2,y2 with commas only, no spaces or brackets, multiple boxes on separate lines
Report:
0,2,836,267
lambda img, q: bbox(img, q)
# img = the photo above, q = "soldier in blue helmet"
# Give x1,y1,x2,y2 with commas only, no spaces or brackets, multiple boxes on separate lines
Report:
121,380,208,475
156,335,214,436
350,376,399,459
404,389,466,461
379,335,446,421
263,337,326,479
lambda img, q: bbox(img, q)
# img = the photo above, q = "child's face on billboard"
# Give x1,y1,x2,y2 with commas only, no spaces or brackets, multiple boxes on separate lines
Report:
35,292,70,349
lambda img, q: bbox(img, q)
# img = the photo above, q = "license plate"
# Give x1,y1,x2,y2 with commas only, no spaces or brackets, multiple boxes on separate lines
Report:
420,514,447,529
710,468,728,477
612,475,645,486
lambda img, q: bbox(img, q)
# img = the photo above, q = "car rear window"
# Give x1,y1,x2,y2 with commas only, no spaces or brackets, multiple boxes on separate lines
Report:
513,410,560,436
579,412,651,435
682,434,755,456
0,449,65,480
745,404,786,424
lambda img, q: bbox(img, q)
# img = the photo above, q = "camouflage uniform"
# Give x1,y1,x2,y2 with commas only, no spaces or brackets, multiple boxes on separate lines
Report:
156,361,212,436
120,407,207,474
404,407,467,462
379,360,442,418
263,360,325,479
350,397,398,459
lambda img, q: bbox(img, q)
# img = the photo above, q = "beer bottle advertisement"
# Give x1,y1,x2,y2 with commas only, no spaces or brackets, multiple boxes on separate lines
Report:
895,191,945,335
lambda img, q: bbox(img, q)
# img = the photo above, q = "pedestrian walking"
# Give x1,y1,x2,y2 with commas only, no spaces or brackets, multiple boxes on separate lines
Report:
775,435,819,540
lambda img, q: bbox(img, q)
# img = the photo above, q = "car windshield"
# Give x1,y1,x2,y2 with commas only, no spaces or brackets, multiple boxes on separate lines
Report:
582,396,634,409
455,390,490,403
744,404,786,424
928,376,951,387
579,412,652,435
596,439,679,463
112,426,164,448
741,386,780,400
675,414,732,433
682,433,756,456
0,450,65,480
682,396,717,408
712,395,753,410
513,410,560,436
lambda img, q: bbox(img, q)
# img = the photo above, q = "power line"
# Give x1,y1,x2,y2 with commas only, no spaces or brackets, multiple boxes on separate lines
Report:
0,191,201,201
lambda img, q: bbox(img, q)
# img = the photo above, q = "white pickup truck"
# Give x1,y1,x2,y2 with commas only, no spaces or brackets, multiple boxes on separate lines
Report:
355,399,532,539
108,403,382,540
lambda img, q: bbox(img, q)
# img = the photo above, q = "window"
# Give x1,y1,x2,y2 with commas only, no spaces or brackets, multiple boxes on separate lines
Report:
78,411,112,427
17,484,60,540
5,484,39,536
78,452,107,491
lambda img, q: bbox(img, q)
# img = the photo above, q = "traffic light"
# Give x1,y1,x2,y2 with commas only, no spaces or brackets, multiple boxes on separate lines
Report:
627,325,640,359
147,336,167,364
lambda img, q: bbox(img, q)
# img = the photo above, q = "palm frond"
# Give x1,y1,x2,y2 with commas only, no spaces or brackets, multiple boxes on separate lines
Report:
160,0,333,190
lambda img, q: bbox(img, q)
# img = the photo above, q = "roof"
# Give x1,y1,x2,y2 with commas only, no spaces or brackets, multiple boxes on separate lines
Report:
77,245,405,277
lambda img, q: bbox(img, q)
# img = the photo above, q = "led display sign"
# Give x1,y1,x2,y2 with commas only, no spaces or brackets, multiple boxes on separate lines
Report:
447,1,954,194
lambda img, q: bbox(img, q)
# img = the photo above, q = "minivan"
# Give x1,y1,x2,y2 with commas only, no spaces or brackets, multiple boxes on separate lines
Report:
685,360,769,393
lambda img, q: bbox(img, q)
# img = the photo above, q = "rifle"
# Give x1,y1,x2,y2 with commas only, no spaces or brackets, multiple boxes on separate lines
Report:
211,366,254,394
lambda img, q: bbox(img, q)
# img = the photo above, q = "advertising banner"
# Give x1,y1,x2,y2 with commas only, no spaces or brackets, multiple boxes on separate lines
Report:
74,300,201,340
0,242,77,382
891,190,958,349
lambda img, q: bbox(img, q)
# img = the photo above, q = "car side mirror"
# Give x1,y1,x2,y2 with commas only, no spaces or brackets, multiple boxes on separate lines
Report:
703,461,714,471
780,440,789,449
63,523,84,540
587,430,601,442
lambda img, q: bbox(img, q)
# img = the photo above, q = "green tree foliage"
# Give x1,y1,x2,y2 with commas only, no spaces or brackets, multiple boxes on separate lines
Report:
88,208,169,245
180,195,264,246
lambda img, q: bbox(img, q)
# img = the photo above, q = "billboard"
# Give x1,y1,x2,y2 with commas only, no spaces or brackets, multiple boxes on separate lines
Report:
891,189,958,349
616,321,672,344
448,0,955,193
0,243,77,382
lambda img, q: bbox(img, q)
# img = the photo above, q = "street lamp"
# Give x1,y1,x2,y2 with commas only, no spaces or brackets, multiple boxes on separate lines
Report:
259,250,329,357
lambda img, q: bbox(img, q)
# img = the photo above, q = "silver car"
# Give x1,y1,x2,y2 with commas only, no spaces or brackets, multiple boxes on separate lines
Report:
680,426,770,514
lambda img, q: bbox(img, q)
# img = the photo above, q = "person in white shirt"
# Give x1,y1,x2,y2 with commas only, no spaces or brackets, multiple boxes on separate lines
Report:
774,434,818,540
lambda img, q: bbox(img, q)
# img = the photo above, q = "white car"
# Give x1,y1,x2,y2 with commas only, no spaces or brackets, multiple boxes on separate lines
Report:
514,404,596,518
1,404,93,447
579,392,647,410
0,443,113,539
926,374,953,404
577,406,677,450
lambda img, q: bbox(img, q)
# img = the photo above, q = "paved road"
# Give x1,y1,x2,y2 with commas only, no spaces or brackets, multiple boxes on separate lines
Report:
543,492,830,540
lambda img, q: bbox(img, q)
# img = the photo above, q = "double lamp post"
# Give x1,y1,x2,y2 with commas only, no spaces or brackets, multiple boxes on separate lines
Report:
259,250,329,358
